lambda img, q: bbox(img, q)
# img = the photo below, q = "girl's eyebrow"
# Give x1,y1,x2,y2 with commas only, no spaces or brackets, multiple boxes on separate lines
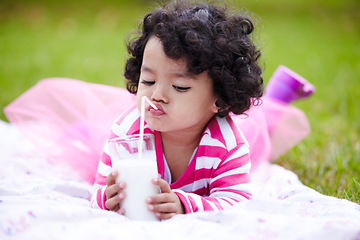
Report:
173,72,196,80
140,65,155,74
141,65,196,80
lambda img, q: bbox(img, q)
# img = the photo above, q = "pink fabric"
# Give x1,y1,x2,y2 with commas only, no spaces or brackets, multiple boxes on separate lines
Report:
232,97,311,171
4,78,135,183
4,78,310,184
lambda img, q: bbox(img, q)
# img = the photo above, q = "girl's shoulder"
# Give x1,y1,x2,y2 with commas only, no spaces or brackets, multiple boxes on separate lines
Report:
111,105,140,137
201,116,248,152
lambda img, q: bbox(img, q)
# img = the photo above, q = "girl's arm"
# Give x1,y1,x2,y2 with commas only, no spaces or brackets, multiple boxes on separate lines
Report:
90,151,112,209
174,145,252,214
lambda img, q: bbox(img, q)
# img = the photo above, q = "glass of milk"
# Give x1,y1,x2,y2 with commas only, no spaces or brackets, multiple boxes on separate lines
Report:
108,134,159,221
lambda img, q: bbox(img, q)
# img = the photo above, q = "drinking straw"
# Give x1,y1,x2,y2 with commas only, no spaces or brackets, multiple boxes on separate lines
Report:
139,96,158,160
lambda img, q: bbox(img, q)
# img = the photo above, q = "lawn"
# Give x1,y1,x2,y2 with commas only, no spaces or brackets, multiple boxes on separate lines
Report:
1,0,359,203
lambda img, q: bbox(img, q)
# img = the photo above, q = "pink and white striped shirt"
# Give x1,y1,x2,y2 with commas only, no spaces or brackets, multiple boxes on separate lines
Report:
90,105,252,214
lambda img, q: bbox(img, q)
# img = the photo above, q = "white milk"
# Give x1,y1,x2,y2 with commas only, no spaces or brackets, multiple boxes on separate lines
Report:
112,158,159,221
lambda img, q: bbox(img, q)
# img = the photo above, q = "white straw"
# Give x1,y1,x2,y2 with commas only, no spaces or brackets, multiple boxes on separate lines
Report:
139,96,158,160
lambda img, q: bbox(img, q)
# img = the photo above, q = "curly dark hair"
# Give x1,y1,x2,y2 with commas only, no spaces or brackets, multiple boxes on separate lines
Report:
124,0,263,117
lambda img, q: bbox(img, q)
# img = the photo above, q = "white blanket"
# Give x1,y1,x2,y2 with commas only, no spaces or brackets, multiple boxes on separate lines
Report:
1,120,359,240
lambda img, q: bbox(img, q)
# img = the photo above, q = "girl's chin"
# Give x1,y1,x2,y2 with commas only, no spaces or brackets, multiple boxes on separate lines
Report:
145,120,162,132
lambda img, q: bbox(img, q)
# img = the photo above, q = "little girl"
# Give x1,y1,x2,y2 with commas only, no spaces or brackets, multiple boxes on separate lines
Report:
4,0,314,220
91,0,263,220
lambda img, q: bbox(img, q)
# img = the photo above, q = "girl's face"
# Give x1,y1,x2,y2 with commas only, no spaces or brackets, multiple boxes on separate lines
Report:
136,36,218,135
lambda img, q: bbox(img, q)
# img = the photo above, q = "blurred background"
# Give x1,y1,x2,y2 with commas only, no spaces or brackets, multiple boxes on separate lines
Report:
1,0,359,202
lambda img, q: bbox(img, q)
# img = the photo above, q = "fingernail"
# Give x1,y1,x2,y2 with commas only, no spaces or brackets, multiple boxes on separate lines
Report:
148,205,154,211
118,193,124,199
119,182,124,188
145,197,151,203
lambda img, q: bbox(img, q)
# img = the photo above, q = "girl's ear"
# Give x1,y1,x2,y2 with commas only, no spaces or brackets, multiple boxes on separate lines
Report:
214,98,230,115
210,99,219,114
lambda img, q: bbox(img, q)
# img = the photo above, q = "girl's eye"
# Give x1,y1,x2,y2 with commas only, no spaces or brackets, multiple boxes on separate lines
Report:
173,85,190,92
141,80,155,86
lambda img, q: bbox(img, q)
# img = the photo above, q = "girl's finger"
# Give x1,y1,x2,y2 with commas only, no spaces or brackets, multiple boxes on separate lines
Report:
106,170,118,186
152,178,171,193
148,202,176,213
105,182,126,199
154,211,176,220
147,192,174,204
105,192,126,211
117,208,125,215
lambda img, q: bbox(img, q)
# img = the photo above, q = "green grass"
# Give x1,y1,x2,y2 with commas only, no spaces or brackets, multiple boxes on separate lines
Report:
1,0,359,203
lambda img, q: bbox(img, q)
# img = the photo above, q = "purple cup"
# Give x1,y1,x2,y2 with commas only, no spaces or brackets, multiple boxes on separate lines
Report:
265,65,315,103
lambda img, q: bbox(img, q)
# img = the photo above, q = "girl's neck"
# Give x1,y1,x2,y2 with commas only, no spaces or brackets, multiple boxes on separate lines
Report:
161,129,203,149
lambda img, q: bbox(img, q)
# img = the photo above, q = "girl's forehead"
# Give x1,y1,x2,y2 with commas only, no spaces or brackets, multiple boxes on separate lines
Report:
143,36,191,75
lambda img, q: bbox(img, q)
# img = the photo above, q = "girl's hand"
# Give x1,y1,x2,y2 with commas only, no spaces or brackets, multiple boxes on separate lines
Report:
146,178,185,220
105,170,126,215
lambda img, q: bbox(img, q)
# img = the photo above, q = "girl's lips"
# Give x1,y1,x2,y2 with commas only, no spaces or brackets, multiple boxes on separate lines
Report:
149,108,165,116
149,103,165,116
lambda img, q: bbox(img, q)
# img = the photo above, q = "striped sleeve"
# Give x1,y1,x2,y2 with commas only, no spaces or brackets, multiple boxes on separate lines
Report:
172,116,252,214
90,145,113,209
173,144,252,213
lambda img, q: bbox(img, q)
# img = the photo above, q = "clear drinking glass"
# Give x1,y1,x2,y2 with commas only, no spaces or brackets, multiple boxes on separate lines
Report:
108,134,159,221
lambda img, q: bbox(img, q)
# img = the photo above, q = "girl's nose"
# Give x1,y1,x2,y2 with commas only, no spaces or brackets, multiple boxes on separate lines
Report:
151,84,169,103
